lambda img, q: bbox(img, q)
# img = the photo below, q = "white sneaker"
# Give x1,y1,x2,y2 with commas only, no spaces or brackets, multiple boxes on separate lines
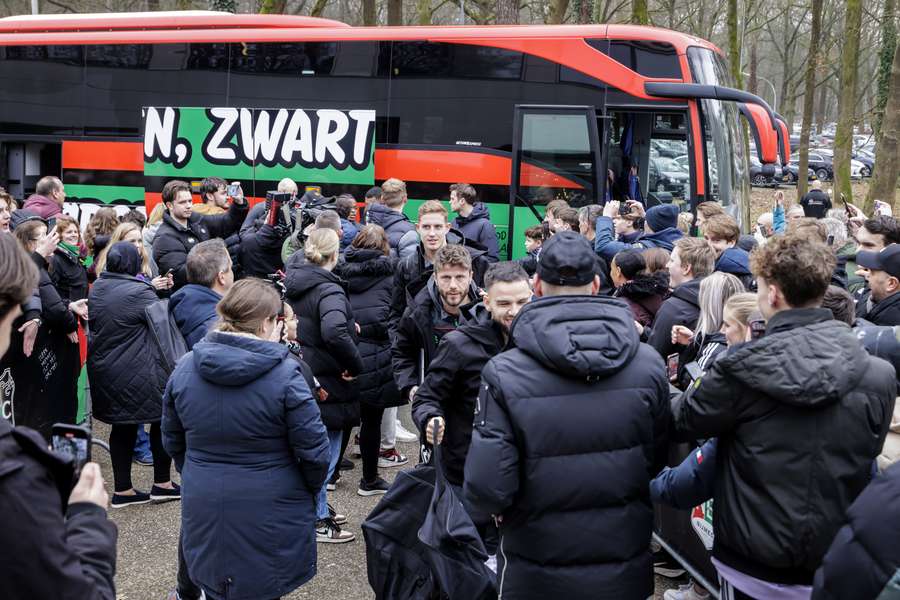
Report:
316,518,355,544
395,420,418,443
378,447,409,468
663,583,710,600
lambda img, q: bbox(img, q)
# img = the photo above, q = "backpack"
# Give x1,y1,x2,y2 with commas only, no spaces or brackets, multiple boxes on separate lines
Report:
144,299,188,377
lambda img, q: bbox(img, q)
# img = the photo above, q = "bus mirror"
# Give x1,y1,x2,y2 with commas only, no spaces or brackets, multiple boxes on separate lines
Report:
738,103,779,165
773,114,791,166
644,82,778,131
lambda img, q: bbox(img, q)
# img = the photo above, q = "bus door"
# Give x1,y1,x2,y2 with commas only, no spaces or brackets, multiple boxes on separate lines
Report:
507,105,604,259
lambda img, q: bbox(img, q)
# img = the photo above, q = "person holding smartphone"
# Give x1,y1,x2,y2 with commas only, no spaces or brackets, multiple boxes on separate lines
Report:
0,233,117,599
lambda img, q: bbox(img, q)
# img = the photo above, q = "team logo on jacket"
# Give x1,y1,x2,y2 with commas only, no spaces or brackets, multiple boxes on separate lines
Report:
187,237,196,244
0,368,15,424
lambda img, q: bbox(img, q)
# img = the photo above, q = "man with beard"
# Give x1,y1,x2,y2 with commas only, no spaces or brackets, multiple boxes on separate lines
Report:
392,244,479,407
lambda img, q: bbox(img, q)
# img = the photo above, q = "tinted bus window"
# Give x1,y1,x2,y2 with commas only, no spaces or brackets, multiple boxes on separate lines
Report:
0,45,85,136
602,40,680,79
231,42,336,75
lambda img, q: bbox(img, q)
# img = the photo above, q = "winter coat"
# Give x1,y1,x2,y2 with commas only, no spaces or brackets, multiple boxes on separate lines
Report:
646,277,702,359
50,246,89,303
285,263,362,430
333,247,400,409
676,331,727,390
87,271,168,424
365,203,417,259
23,194,62,220
169,284,221,350
837,242,864,293
862,291,900,327
463,295,670,600
0,419,118,600
800,189,832,219
340,218,359,251
238,222,287,278
452,203,499,262
34,252,78,337
152,201,247,290
651,438,718,510
412,312,506,487
162,331,330,600
812,462,900,600
593,215,683,263
715,247,754,290
673,308,895,585
616,271,669,327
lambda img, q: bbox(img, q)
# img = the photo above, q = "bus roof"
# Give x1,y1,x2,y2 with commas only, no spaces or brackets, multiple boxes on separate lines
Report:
0,11,719,55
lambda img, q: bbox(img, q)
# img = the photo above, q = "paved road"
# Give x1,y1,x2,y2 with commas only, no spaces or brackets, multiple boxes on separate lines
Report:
95,407,678,599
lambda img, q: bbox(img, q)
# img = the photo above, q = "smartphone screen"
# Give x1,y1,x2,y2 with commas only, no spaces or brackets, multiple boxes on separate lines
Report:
227,183,240,197
51,424,91,474
666,353,680,382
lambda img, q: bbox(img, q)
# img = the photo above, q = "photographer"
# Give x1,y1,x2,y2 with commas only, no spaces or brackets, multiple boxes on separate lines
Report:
0,233,118,600
239,202,290,279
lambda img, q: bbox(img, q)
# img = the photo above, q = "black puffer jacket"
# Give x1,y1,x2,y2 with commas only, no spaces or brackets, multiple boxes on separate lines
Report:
647,276,701,358
239,222,288,278
674,308,895,585
365,203,416,258
50,246,89,303
412,311,506,487
285,263,363,430
463,296,670,600
616,271,670,328
861,291,900,327
452,203,499,263
812,462,900,600
333,247,400,409
87,272,168,424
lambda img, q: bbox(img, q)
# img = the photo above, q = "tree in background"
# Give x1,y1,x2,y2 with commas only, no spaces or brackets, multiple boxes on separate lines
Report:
867,41,900,211
632,0,648,24
797,0,823,199
833,0,862,202
875,0,897,138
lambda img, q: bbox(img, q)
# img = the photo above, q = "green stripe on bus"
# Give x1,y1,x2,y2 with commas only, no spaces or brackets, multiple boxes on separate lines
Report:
66,184,145,204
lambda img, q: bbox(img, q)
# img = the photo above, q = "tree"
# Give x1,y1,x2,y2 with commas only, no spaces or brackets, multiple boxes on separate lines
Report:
547,0,569,23
631,0,648,25
256,0,281,13
727,0,742,89
797,0,823,198
496,0,519,23
362,0,376,25
875,0,897,138
833,0,863,203
867,41,900,212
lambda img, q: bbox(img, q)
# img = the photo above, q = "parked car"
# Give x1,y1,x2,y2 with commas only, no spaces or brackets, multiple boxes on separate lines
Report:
782,163,818,184
749,156,778,187
649,157,689,196
790,152,833,181
852,150,874,177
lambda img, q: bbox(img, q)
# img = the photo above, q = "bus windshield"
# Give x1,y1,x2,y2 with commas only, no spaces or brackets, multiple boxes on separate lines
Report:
687,47,746,215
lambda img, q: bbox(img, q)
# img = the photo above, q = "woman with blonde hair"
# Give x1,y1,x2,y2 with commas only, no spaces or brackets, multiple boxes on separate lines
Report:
285,228,363,543
95,222,172,292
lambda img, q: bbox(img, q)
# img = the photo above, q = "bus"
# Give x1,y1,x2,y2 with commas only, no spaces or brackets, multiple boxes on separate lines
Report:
0,11,789,260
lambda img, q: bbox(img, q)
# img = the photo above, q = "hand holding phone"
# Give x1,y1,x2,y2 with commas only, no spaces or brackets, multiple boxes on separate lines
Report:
51,423,91,481
68,462,109,509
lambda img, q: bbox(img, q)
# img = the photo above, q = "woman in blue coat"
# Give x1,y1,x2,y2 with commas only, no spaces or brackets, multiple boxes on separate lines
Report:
163,278,330,600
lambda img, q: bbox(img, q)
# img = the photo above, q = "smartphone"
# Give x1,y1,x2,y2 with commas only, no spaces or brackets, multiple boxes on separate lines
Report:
619,201,630,216
841,193,851,218
227,183,241,197
749,312,767,340
51,423,91,477
684,361,704,383
666,353,680,382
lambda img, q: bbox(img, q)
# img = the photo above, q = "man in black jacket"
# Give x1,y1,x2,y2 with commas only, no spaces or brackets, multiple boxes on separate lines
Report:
450,183,499,262
646,236,716,360
152,179,247,290
799,180,832,219
673,233,894,594
392,244,478,405
412,262,531,487
464,231,670,600
855,244,900,326
0,234,118,599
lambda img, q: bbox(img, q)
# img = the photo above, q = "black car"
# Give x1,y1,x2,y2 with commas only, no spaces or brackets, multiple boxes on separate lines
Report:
749,157,779,187
789,152,832,181
782,163,818,184
648,157,689,197
852,152,874,177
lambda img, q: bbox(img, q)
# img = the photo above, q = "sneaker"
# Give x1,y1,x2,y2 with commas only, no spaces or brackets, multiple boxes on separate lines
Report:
111,490,151,509
653,548,686,579
357,476,390,496
150,482,182,502
327,503,347,526
395,420,418,443
326,471,341,492
340,457,355,471
664,583,710,600
351,434,361,458
378,448,409,468
316,518,355,543
133,452,153,466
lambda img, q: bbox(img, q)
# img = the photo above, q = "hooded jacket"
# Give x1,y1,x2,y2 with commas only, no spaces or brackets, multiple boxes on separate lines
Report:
647,277,702,359
715,247,754,290
616,271,670,327
452,203,499,262
463,296,670,600
812,462,900,600
333,247,400,409
23,194,62,220
169,284,221,350
412,311,507,487
673,308,895,585
340,218,359,251
365,203,417,259
285,262,362,430
593,215,683,263
162,331,330,600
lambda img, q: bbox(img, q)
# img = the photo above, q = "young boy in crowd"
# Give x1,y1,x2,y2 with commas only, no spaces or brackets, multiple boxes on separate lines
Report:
521,225,544,276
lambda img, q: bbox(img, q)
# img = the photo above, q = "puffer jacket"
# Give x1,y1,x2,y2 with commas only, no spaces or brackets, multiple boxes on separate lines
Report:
593,215,683,263
238,222,288,279
169,284,221,350
616,271,670,327
673,308,895,585
162,331,329,600
87,271,168,424
463,295,670,600
452,203,499,262
812,462,900,600
365,203,417,259
715,247,754,290
646,277,702,359
285,263,362,430
333,247,400,409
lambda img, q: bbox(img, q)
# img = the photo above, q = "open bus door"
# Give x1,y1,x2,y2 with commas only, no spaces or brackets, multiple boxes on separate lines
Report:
507,105,605,260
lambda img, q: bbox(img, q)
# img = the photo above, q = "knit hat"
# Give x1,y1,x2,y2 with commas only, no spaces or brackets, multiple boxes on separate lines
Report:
645,204,680,233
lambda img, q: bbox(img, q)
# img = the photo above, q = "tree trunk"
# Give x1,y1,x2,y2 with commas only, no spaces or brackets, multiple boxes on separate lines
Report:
362,0,375,25
388,0,402,24
833,0,862,204
547,0,569,23
867,42,900,212
815,74,828,134
496,0,519,23
309,0,328,17
631,0,648,24
416,0,431,24
257,0,283,13
748,41,758,97
875,0,897,139
797,0,823,198
727,0,742,89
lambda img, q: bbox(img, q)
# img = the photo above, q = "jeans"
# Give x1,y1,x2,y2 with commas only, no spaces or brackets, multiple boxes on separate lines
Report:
316,429,344,520
133,424,150,458
380,406,397,449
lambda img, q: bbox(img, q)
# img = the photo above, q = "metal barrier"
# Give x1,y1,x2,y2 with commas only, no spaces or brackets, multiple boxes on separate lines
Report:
653,532,720,600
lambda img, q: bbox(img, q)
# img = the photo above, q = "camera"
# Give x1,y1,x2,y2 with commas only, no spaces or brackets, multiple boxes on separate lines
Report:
265,189,339,247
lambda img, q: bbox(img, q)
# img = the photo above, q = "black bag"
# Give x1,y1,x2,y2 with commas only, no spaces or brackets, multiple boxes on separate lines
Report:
417,433,497,600
144,299,188,376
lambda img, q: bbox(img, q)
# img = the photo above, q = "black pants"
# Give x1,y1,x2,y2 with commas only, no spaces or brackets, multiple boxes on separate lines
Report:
359,403,385,482
108,422,172,492
177,527,202,600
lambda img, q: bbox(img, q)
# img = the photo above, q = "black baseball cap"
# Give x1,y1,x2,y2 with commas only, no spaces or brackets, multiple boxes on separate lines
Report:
536,230,597,286
857,244,900,279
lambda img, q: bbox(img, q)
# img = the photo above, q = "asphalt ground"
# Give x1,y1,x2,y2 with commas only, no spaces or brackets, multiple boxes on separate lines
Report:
94,406,678,600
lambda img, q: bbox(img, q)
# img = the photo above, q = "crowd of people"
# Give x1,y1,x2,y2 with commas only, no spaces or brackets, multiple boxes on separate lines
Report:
0,173,898,600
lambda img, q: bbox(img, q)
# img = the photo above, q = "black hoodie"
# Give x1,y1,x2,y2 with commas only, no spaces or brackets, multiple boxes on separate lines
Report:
463,295,669,600
452,202,499,262
647,276,702,359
